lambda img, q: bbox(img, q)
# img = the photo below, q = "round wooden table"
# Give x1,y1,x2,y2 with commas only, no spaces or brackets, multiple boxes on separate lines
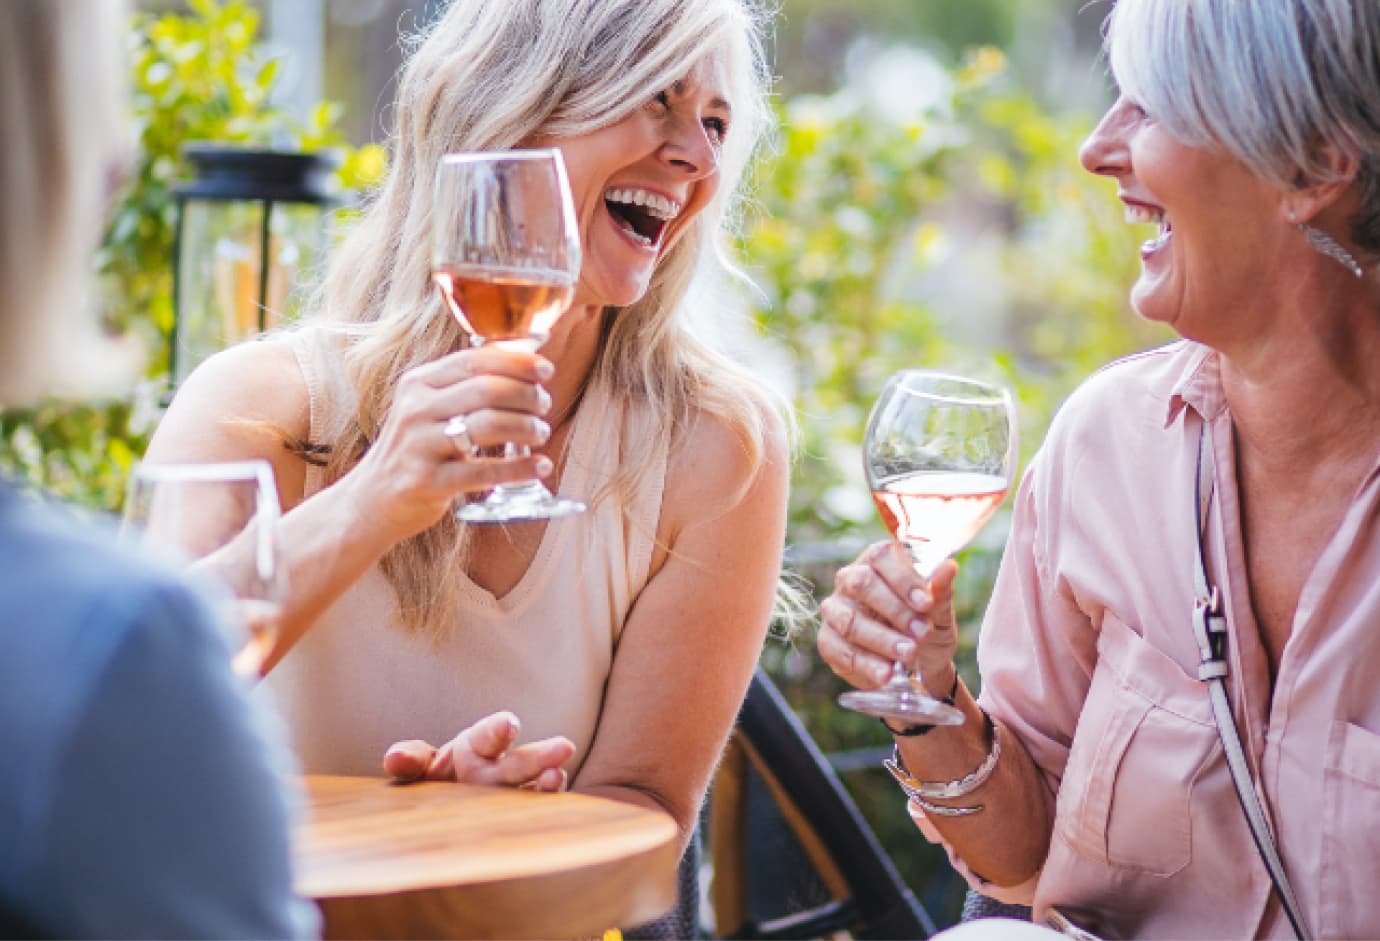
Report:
293,775,681,940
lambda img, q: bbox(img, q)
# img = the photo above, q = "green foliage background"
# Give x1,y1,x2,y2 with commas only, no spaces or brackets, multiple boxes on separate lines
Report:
1,4,1170,927
0,0,384,512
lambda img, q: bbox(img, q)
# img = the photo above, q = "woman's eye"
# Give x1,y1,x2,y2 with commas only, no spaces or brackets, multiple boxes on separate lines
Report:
1125,98,1154,122
650,90,671,112
703,116,728,144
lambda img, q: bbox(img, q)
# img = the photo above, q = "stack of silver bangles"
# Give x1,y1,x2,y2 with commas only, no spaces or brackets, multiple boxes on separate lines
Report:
883,711,1002,817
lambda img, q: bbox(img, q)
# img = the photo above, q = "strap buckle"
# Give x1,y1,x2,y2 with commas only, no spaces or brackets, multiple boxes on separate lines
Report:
1193,586,1228,679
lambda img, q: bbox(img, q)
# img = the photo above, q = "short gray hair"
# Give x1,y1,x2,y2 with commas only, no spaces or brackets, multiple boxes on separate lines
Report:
1106,0,1380,253
0,0,130,404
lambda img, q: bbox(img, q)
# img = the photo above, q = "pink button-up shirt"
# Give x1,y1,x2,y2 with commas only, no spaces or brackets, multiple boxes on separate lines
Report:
946,341,1380,939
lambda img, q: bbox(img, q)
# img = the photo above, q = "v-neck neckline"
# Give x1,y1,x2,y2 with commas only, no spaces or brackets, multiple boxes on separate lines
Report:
451,385,604,615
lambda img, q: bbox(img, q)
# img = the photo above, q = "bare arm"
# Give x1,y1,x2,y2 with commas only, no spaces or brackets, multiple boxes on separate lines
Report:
818,542,1054,886
143,337,554,671
570,409,791,842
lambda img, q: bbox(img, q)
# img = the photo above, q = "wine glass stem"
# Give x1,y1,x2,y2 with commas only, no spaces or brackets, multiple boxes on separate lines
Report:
492,442,542,497
472,333,548,497
896,555,942,693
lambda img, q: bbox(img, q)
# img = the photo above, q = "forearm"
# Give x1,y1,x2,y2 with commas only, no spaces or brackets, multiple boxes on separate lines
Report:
895,678,1054,887
261,473,410,672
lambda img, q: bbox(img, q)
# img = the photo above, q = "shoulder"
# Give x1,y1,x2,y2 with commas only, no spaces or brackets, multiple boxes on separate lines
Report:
1043,340,1195,453
0,489,231,739
163,335,309,438
662,401,790,533
146,335,313,499
0,488,190,614
0,497,316,938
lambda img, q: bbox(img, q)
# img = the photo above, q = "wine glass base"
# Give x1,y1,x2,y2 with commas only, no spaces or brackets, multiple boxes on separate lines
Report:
454,495,587,524
837,687,966,725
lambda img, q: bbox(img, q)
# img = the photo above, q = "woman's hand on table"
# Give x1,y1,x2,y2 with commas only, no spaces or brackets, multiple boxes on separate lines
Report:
817,540,960,695
382,711,575,792
344,347,556,543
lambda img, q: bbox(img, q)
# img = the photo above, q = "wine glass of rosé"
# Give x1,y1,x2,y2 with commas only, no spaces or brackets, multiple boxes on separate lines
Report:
121,461,286,679
838,370,1017,725
431,149,584,523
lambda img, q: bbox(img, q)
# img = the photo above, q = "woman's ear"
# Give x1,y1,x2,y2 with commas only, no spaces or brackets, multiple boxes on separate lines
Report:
1284,140,1361,224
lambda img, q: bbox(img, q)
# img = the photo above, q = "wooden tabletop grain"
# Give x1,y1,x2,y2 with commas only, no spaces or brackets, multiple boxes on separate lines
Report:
294,775,681,940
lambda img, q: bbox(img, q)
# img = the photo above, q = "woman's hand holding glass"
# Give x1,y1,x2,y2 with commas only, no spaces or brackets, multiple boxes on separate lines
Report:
824,370,1015,725
820,544,962,704
431,149,584,523
343,345,556,544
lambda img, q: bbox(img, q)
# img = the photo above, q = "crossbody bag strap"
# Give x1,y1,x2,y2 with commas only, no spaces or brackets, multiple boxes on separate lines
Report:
1191,426,1310,940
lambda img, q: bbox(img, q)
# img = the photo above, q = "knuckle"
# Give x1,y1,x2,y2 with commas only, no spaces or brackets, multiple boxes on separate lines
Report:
837,565,873,595
860,541,890,565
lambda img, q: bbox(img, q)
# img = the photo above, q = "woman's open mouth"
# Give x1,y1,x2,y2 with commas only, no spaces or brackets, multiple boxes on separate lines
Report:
1127,203,1172,257
604,186,681,249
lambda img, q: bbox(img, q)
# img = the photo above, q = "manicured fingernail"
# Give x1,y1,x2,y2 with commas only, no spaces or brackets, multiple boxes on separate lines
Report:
536,360,554,381
506,716,520,734
895,640,916,658
910,589,929,608
909,618,927,637
538,388,552,413
535,456,554,476
533,419,550,443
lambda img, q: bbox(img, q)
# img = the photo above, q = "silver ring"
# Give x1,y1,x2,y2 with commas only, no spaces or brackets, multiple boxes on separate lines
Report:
443,415,475,456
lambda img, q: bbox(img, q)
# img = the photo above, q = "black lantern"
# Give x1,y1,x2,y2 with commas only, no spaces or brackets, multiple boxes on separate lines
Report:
170,144,341,387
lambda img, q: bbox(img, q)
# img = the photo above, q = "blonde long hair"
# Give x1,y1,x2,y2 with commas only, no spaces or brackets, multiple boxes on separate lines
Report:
303,0,786,635
0,0,130,405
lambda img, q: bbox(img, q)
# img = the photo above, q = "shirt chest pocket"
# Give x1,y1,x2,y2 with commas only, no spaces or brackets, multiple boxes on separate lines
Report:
1054,612,1218,878
1320,720,1380,938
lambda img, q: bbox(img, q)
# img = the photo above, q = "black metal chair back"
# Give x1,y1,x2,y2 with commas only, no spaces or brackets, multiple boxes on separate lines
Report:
709,669,937,939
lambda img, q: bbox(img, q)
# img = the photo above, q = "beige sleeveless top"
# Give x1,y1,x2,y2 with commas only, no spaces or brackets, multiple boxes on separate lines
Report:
263,325,667,777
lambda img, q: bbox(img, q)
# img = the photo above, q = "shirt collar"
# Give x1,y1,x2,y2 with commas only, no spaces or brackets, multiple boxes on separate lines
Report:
1165,343,1228,427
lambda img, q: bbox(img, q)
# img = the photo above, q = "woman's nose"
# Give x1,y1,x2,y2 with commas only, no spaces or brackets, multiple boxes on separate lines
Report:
1079,97,1133,178
662,115,719,179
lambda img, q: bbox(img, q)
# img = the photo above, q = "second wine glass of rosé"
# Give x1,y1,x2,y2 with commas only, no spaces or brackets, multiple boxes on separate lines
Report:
837,370,1017,726
121,460,286,679
431,149,584,523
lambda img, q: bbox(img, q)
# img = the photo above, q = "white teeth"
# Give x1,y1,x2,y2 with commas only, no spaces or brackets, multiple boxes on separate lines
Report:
1124,204,1164,226
604,187,681,220
1142,228,1172,253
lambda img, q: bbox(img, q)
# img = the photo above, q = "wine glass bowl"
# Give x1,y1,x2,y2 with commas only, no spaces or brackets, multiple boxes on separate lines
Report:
431,149,585,523
838,371,1017,725
121,460,285,678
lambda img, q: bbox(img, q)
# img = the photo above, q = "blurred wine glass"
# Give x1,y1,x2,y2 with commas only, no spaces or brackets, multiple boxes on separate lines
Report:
122,460,285,678
431,149,584,523
838,370,1017,725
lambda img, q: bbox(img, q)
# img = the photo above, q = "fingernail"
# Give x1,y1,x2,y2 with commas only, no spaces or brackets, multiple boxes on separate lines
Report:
910,589,929,608
535,456,554,476
533,419,550,443
506,716,520,734
538,388,552,413
536,360,554,381
909,618,927,637
895,640,916,658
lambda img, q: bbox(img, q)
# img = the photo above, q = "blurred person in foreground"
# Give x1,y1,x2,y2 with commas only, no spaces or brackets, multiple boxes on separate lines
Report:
0,2,316,938
818,0,1380,937
144,0,791,933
